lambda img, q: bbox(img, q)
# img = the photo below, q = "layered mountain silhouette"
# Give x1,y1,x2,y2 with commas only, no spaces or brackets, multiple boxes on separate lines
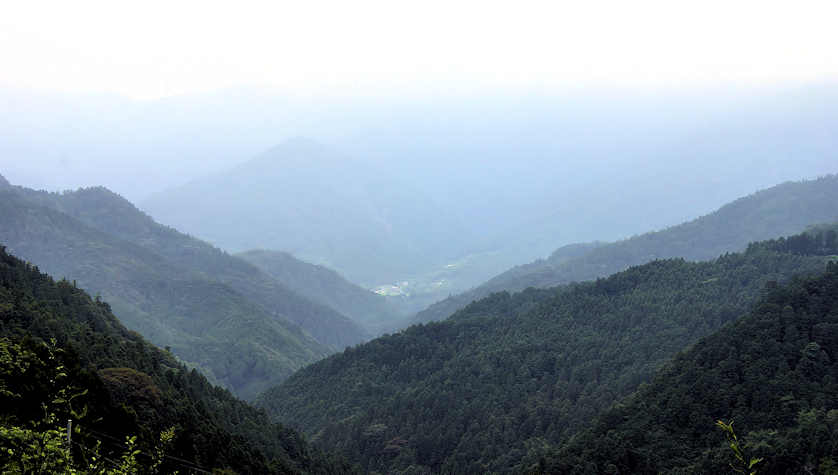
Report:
0,178,369,398
0,244,353,473
238,249,406,335
414,175,838,324
257,226,837,473
142,138,463,286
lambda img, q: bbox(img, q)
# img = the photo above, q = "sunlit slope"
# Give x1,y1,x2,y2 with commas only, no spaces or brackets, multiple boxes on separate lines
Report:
258,230,835,473
415,175,838,324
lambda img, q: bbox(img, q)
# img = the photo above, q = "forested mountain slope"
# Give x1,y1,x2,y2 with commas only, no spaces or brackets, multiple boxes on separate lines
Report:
549,243,838,474
15,184,368,349
238,249,405,335
0,245,353,474
415,175,838,324
0,183,363,399
258,230,836,473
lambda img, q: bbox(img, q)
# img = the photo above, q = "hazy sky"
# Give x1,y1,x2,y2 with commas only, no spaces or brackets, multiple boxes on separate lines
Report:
2,0,837,100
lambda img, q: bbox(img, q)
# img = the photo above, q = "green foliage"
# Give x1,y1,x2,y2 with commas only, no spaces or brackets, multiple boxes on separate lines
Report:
716,420,763,474
0,185,362,399
0,246,355,474
0,338,143,474
1,421,73,474
259,231,835,473
547,261,838,474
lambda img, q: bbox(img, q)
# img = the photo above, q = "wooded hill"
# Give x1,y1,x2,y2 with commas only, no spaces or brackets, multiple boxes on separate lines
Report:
414,175,838,324
0,178,369,399
0,245,353,473
548,235,838,473
258,227,838,473
238,249,405,335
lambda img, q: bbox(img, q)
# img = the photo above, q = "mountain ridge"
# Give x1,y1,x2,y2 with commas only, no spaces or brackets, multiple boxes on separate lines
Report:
237,249,406,335
0,180,369,399
0,244,353,473
548,255,838,473
414,174,838,324
258,228,836,472
12,184,369,349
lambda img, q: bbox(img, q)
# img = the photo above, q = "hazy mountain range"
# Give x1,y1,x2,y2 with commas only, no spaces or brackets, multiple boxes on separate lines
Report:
3,165,838,473
237,249,405,335
0,175,384,398
6,84,838,295
414,175,838,323
258,226,838,473
3,83,838,474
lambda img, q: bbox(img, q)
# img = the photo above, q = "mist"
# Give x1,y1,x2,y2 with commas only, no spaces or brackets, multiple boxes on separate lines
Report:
4,82,835,302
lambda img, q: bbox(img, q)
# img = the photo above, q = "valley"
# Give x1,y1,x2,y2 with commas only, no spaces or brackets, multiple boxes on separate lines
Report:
3,51,838,471
3,166,838,473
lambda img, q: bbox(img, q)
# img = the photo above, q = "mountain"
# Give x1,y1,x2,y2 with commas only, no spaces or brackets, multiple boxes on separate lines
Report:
5,84,838,212
124,86,838,296
257,229,836,473
15,184,368,349
414,175,838,324
142,137,456,287
0,182,367,398
238,249,407,335
0,173,9,189
0,245,354,474
548,249,838,474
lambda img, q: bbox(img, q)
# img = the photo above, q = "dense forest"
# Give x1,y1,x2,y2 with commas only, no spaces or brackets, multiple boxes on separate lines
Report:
0,188,332,399
258,227,838,473
4,166,838,473
548,256,838,473
415,175,838,324
0,245,353,473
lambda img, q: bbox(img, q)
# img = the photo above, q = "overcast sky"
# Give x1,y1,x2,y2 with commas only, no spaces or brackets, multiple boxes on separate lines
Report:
2,0,837,100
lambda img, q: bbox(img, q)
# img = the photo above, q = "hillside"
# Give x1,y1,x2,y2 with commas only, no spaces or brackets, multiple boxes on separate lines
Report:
414,175,838,324
16,184,368,349
238,249,406,335
257,229,836,473
142,138,461,286
549,250,838,474
0,182,367,398
0,245,353,474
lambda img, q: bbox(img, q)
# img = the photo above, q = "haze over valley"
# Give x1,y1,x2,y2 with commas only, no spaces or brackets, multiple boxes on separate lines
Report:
3,2,838,473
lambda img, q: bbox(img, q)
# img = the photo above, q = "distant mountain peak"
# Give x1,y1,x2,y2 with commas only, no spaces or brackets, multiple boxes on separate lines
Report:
0,173,10,188
258,136,329,158
248,136,347,170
